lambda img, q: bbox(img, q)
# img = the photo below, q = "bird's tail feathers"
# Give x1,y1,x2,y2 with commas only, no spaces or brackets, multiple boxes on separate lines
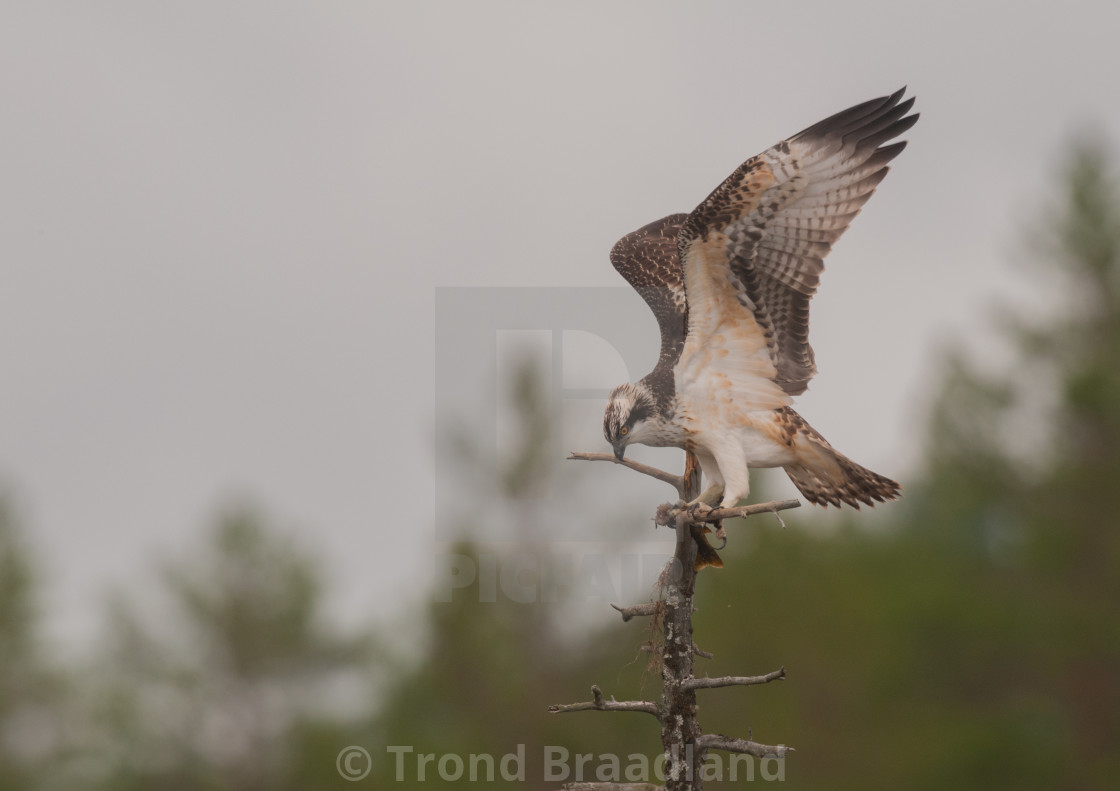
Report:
782,423,900,509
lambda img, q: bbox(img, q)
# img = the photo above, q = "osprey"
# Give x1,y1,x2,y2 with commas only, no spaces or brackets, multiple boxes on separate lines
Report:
603,89,915,512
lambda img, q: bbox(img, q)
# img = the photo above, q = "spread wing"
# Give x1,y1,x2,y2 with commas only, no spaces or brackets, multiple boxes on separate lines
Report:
610,214,689,397
677,88,917,398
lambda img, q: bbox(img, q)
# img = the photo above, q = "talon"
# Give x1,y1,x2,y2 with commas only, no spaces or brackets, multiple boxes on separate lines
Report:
686,501,712,521
713,521,727,549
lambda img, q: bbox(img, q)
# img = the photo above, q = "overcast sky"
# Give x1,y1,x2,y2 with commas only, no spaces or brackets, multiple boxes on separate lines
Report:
3,1,1119,651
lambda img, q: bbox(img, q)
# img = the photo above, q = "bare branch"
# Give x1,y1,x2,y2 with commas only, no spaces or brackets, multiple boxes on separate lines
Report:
656,499,801,527
568,452,685,497
708,499,800,522
548,685,658,718
564,450,792,788
611,602,659,622
568,453,802,528
696,733,792,759
683,667,785,690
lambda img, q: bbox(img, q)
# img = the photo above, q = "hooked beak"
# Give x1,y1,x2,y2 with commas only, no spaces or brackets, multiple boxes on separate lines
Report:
613,442,626,462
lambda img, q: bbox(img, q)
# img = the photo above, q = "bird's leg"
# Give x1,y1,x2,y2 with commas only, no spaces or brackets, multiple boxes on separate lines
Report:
686,485,732,544
681,483,723,513
671,482,728,570
677,484,723,531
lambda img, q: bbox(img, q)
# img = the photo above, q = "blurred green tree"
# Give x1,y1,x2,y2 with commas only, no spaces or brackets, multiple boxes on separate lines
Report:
368,354,666,789
0,499,65,791
76,507,379,791
910,137,1120,789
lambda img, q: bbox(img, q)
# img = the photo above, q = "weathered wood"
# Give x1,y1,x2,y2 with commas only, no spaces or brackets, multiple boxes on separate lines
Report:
610,602,659,622
548,685,658,718
568,452,688,499
683,667,785,691
657,457,703,790
655,499,802,527
552,450,795,790
696,733,792,759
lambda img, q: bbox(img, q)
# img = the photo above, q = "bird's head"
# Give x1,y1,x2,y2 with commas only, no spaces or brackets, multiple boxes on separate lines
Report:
603,382,657,461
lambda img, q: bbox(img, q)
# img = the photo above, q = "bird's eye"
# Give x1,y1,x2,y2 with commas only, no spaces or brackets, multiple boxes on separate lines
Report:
620,426,629,436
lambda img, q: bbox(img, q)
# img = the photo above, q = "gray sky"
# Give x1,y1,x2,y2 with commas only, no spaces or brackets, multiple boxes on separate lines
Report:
3,1,1119,650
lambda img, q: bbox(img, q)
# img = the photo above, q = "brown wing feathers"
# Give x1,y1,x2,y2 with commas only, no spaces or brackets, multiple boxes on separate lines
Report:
610,90,916,399
609,214,690,407
686,88,917,395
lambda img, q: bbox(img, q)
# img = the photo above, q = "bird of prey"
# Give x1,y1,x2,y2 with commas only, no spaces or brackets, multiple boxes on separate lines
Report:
603,89,915,514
